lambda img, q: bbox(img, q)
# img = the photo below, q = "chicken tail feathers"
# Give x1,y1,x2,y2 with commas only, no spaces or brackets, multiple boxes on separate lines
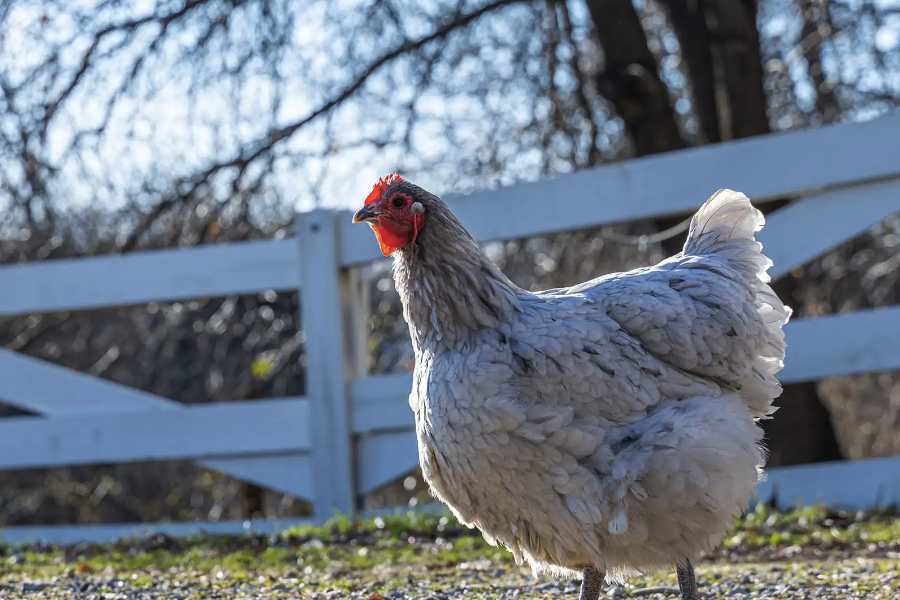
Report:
684,189,767,280
685,189,793,416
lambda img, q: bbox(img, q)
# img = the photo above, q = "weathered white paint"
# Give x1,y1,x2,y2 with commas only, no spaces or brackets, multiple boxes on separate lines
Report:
298,211,357,519
0,238,300,317
0,399,310,469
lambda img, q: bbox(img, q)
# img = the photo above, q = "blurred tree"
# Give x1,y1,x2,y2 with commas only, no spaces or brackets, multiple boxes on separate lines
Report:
0,0,898,523
585,0,842,467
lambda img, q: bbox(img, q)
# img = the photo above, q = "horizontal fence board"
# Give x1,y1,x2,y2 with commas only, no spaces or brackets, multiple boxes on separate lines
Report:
0,399,310,469
760,177,900,280
202,454,313,500
0,517,314,546
350,374,414,433
357,431,419,495
779,305,900,384
0,238,301,317
0,348,175,415
340,114,900,266
350,373,413,433
0,349,311,497
0,504,449,546
758,455,900,510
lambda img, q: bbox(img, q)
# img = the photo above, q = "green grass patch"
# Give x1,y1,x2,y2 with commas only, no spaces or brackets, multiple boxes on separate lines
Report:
1,503,899,583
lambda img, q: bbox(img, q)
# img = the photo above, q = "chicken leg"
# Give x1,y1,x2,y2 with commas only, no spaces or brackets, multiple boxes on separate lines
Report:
676,560,699,600
579,567,604,600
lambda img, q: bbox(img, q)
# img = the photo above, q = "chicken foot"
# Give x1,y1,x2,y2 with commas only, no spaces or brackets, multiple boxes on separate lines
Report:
579,566,605,600
676,560,699,600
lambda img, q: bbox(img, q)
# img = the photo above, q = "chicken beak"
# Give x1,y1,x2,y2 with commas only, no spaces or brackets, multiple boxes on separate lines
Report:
352,205,379,224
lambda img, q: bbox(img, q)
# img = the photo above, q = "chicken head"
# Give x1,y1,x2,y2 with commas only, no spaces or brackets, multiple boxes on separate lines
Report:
352,173,425,256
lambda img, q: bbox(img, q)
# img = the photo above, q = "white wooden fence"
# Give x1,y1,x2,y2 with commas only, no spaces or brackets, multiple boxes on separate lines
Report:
2,114,900,545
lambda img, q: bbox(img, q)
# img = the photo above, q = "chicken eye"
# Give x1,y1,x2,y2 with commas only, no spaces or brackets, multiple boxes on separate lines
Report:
391,195,406,208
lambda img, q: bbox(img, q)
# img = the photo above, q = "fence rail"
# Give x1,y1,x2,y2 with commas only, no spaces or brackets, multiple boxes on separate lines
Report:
0,398,309,469
1,114,900,545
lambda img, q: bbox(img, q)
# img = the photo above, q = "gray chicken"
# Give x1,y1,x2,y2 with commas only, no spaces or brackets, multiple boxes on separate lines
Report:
352,175,791,600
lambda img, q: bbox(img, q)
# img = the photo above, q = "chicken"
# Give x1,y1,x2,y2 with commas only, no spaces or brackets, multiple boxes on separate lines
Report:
352,174,791,600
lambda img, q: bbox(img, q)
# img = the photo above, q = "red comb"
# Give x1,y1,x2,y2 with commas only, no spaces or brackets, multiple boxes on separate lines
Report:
364,173,404,205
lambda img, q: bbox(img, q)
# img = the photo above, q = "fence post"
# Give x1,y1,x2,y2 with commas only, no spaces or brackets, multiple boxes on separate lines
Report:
298,209,366,521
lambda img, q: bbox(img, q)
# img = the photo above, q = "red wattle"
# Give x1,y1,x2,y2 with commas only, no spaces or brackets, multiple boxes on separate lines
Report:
372,217,412,256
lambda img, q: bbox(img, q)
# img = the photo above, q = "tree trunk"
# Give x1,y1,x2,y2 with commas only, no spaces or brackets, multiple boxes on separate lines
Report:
702,0,770,140
584,0,684,155
757,0,843,467
587,0,843,467
801,0,841,124
765,275,844,466
244,483,265,519
706,0,842,465
664,0,721,144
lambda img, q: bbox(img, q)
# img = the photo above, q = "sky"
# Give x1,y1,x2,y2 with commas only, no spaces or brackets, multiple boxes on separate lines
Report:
2,0,900,219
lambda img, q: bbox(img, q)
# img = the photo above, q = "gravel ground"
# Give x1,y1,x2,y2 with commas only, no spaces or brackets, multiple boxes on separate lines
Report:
1,506,899,599
1,558,898,599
